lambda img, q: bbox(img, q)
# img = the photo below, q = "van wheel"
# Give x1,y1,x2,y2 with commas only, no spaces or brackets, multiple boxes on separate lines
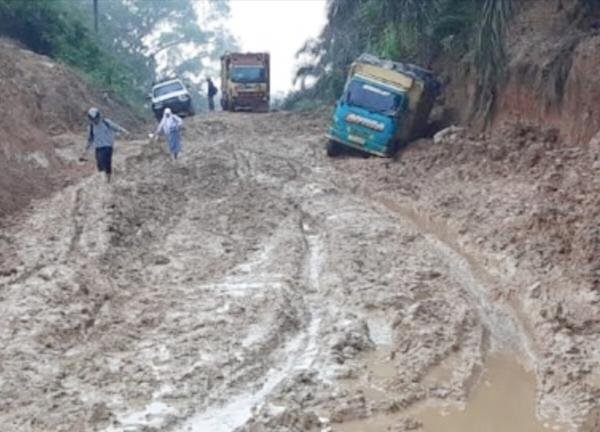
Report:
326,140,341,157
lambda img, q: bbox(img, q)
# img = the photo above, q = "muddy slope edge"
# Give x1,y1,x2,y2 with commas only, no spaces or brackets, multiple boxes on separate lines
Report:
0,37,144,221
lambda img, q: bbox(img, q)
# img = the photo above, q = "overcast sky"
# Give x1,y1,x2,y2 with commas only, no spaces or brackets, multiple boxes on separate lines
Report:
227,0,327,95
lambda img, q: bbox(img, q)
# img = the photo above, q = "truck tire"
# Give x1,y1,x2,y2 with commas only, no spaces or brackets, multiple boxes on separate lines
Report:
326,140,341,157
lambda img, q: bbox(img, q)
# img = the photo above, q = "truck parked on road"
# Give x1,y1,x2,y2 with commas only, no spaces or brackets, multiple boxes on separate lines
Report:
326,53,440,157
220,52,270,112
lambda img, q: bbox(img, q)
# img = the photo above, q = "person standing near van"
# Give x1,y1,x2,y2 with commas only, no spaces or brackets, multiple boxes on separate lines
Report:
207,77,218,112
154,108,183,160
84,107,129,183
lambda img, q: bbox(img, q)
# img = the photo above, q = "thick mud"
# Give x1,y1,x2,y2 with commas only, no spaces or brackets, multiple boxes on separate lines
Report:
0,112,596,431
339,353,565,432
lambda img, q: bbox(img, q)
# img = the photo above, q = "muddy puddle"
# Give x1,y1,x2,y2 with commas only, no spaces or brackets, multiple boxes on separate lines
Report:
337,353,566,432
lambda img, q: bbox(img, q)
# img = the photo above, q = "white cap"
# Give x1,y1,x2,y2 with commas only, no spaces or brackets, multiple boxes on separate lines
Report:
87,107,100,120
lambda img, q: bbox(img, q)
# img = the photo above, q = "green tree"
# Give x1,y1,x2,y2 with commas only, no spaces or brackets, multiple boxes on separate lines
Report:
0,0,237,110
70,0,237,84
0,0,140,103
288,0,479,109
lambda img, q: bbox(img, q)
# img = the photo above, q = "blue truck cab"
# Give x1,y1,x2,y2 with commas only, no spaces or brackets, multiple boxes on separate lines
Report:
327,54,440,157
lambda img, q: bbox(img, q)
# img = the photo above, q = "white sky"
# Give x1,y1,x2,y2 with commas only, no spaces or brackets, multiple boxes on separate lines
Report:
227,0,327,95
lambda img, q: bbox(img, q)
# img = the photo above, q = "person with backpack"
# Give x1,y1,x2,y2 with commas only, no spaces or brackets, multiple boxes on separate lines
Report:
153,108,183,160
207,77,218,112
83,107,129,183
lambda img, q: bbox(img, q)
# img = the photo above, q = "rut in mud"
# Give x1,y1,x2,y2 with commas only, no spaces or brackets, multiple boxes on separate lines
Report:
0,112,597,432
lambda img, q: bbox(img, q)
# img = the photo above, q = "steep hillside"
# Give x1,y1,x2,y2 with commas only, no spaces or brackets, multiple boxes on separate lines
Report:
0,38,143,219
442,0,600,143
496,0,600,144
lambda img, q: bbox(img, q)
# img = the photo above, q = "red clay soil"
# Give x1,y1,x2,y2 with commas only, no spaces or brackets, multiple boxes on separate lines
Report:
440,0,600,146
494,0,600,145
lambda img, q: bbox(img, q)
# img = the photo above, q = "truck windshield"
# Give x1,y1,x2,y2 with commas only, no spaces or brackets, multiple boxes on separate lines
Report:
345,80,404,115
230,66,266,83
154,82,184,98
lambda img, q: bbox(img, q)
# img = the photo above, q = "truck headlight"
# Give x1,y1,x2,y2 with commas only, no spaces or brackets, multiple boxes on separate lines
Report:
154,103,163,109
178,95,189,101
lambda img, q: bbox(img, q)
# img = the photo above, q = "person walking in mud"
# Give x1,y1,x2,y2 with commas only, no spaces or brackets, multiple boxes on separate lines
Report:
207,77,218,112
153,107,183,160
82,107,129,183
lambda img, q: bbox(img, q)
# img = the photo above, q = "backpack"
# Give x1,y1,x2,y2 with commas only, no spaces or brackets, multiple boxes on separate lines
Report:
208,82,218,97
88,119,111,143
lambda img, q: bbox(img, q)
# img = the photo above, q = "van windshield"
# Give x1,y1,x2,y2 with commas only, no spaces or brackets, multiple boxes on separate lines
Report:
344,79,404,115
154,82,184,98
230,66,266,83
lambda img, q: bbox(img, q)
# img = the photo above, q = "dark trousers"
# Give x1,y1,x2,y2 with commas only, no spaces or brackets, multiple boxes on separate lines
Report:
95,147,113,174
208,97,215,111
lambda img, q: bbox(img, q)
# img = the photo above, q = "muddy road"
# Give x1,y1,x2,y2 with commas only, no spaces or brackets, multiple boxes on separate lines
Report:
0,112,596,432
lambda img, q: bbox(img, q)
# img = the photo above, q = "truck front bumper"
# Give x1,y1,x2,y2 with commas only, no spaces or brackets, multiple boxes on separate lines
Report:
153,99,192,116
326,133,392,157
232,93,269,111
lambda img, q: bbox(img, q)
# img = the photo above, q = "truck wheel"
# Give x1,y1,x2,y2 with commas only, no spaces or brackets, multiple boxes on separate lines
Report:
326,140,341,157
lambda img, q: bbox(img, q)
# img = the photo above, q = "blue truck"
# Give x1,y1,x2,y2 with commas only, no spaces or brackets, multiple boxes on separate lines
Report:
327,54,441,157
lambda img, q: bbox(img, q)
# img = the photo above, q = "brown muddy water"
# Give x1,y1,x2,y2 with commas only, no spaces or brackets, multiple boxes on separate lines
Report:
337,353,566,432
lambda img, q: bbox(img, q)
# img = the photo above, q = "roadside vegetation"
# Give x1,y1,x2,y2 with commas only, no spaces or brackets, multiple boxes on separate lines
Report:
284,0,511,114
0,0,236,112
0,0,143,107
284,0,594,119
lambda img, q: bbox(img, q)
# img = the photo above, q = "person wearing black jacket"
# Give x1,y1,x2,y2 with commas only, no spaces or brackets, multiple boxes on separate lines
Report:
207,77,218,112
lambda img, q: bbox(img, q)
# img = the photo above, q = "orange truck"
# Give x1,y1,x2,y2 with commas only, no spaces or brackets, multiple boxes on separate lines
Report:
220,52,270,112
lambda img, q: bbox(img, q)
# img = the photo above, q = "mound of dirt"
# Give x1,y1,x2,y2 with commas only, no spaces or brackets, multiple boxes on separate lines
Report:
0,38,144,220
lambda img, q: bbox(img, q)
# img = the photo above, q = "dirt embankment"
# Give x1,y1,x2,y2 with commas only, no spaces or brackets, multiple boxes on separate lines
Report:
0,38,144,220
441,0,600,145
495,0,600,145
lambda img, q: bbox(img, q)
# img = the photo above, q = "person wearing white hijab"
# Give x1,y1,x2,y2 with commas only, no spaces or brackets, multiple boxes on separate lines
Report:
154,108,183,160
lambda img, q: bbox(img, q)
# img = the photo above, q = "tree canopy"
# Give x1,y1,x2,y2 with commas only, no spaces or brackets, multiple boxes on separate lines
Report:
0,0,237,108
